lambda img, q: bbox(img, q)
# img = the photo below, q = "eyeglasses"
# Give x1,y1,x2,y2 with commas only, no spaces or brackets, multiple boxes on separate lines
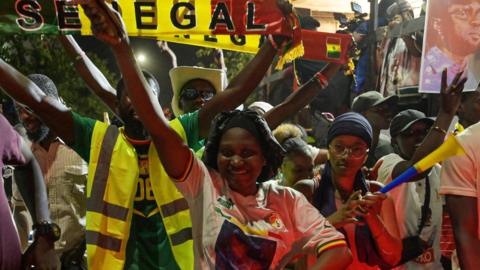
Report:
329,144,369,158
180,88,215,101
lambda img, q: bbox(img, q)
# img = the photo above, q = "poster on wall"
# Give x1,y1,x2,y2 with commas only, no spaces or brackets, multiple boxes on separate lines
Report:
419,0,480,93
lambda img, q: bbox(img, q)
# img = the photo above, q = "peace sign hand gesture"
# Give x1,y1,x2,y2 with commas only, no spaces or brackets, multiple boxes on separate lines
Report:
440,68,467,115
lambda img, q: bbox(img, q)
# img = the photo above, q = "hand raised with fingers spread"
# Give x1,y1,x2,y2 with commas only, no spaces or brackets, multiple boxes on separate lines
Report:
75,0,128,45
440,68,467,115
157,41,169,52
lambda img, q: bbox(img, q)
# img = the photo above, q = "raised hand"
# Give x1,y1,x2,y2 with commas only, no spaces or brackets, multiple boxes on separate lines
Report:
75,0,127,45
440,68,467,115
362,159,384,180
157,41,169,52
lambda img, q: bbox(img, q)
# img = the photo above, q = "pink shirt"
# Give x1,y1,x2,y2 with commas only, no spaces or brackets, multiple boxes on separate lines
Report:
0,114,24,270
175,156,346,269
440,122,480,238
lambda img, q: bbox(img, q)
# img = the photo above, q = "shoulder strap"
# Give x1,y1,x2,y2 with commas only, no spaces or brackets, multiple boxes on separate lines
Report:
417,175,431,234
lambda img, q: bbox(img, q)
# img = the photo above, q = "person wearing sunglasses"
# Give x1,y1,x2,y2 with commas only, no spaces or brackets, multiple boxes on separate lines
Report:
170,66,226,118
351,91,398,168
6,1,299,269
295,112,402,269
376,70,466,270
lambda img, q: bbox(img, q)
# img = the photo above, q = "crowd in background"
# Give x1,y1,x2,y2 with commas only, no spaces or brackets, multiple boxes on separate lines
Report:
1,0,479,270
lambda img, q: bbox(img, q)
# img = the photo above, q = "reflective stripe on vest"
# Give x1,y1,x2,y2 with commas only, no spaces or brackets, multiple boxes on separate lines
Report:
87,119,194,270
149,118,194,270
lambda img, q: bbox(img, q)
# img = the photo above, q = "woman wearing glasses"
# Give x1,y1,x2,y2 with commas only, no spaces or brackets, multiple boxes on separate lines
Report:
295,112,402,269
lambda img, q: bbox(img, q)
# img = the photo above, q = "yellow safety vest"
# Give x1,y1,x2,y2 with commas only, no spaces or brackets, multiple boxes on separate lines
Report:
86,119,193,270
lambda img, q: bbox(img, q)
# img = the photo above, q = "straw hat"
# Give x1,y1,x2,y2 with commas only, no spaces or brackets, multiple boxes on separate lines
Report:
169,66,227,116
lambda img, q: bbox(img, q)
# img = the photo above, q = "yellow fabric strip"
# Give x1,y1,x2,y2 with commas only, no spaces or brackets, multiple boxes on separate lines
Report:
326,44,341,52
316,239,347,255
157,34,262,54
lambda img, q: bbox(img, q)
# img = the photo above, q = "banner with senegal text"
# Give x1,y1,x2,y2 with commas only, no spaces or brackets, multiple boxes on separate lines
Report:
0,0,351,63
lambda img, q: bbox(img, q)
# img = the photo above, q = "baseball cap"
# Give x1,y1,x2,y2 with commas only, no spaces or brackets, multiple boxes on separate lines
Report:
170,66,227,116
351,91,398,113
389,109,434,137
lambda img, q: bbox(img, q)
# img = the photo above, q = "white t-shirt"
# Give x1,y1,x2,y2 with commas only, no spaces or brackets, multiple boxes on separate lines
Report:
440,122,480,238
378,153,443,270
175,156,346,270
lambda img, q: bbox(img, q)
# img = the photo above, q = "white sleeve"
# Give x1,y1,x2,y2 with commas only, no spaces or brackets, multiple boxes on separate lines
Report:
173,152,209,201
440,123,480,197
377,153,404,184
292,192,346,254
456,122,480,163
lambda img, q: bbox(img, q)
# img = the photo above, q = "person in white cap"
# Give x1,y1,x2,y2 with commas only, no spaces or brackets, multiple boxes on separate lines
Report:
170,66,228,117
12,1,296,269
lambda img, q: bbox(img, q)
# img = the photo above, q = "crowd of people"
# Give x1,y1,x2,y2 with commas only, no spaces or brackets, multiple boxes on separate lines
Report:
1,0,479,270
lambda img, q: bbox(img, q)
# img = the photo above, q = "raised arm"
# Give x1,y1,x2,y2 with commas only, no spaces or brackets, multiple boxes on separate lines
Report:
197,0,294,139
391,69,466,180
0,59,75,144
264,62,342,129
213,49,227,72
59,35,118,114
80,0,191,178
158,41,178,68
197,37,281,139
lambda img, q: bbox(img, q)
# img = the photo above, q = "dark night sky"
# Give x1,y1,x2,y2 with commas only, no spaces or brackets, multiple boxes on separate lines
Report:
75,36,200,107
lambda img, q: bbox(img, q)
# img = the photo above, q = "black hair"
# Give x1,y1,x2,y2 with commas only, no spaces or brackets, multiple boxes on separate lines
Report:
203,110,285,182
116,70,160,101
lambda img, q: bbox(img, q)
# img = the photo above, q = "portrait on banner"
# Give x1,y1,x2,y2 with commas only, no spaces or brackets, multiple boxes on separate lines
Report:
420,0,480,93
